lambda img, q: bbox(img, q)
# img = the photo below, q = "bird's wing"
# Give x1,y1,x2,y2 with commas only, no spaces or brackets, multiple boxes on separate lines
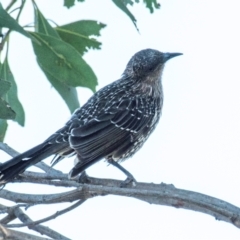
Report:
68,96,159,177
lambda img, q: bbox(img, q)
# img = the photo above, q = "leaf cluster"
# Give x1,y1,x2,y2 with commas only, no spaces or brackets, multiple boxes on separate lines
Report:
0,1,105,140
0,0,159,140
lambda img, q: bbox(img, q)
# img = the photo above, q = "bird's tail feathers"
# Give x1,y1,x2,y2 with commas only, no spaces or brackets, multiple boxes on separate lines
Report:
0,143,62,183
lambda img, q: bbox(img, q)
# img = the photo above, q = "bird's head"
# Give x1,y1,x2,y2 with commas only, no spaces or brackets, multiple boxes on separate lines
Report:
123,49,182,81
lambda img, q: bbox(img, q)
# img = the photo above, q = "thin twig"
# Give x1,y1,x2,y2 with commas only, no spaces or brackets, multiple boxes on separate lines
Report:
0,204,16,224
0,224,51,240
16,177,78,187
22,169,67,179
5,0,17,12
0,187,88,204
13,207,70,240
7,199,86,228
0,143,19,157
15,0,26,22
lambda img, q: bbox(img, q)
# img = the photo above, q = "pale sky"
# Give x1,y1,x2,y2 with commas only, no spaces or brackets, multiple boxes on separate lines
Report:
1,0,240,239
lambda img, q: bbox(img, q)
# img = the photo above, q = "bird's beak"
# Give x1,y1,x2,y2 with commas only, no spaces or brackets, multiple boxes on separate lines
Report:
163,52,183,62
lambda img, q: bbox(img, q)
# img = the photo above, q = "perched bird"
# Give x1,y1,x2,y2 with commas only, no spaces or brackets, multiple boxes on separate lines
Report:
0,49,182,185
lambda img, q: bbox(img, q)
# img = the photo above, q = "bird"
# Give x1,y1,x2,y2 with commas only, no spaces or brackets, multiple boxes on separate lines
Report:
0,49,182,186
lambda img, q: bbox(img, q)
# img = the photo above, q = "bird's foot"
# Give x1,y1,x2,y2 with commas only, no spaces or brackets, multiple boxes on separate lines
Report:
77,171,91,184
107,158,137,187
120,176,137,188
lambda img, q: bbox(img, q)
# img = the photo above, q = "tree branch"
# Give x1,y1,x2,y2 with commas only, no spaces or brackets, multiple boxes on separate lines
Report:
1,142,240,239
6,199,85,228
0,224,51,240
12,206,70,240
1,177,240,229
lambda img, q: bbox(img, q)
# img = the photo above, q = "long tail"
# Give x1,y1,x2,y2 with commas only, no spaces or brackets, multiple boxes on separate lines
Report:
0,142,67,183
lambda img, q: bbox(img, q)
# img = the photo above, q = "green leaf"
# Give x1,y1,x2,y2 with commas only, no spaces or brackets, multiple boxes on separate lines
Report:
58,20,105,38
0,77,16,121
0,70,16,120
30,32,97,91
32,4,79,113
0,98,16,119
122,0,135,5
0,119,8,142
64,0,75,8
0,79,11,97
56,20,106,55
0,59,25,126
111,0,138,30
143,0,160,13
42,68,79,113
64,0,85,8
33,2,60,38
0,3,31,39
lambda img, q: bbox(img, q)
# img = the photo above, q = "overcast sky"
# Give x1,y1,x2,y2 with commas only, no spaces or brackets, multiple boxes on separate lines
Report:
1,0,240,239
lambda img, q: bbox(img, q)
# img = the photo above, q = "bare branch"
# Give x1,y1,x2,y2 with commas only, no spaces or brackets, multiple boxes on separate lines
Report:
0,204,17,225
7,200,85,228
0,224,51,240
21,170,67,180
1,177,240,229
1,143,240,239
12,207,70,240
0,143,19,157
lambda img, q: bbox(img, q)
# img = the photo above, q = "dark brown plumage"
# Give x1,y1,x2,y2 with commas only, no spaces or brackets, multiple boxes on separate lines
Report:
0,49,182,185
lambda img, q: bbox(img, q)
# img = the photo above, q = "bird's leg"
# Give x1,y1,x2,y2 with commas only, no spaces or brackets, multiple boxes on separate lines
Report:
107,158,136,187
78,171,92,183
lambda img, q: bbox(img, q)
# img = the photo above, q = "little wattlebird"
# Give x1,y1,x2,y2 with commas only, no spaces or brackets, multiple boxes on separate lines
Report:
0,49,182,186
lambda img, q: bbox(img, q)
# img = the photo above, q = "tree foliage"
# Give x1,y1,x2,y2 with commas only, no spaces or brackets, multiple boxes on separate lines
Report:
0,0,159,141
